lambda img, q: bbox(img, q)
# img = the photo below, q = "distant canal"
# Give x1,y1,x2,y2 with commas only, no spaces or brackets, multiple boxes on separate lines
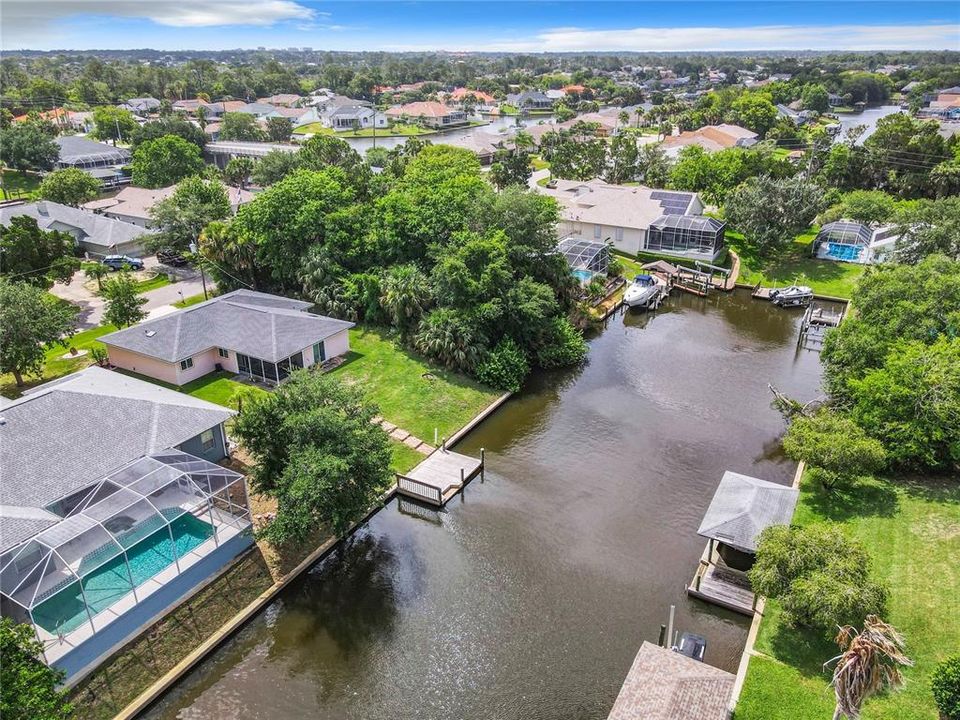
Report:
144,289,825,720
834,104,903,143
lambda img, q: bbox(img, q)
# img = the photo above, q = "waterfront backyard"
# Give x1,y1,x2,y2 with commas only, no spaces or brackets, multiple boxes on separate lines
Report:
141,289,826,720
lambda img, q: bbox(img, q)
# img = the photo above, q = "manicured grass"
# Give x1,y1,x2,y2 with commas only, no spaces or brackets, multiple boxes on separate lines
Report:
729,229,867,299
735,474,960,720
180,371,267,409
173,292,208,308
0,168,41,199
499,103,519,115
134,273,171,294
330,326,499,442
292,122,333,135
530,155,550,170
0,324,118,399
390,441,425,474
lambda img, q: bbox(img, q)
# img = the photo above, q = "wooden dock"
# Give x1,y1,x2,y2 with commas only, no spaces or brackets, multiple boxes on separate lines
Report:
751,282,772,300
798,302,846,350
395,447,484,506
687,541,757,616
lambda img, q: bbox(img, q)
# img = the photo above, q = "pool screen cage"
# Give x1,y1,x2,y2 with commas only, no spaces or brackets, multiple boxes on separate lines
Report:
556,236,610,274
815,221,872,247
646,215,726,257
0,451,249,649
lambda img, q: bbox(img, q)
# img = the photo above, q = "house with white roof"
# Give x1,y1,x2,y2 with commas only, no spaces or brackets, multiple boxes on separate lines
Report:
0,367,251,680
100,289,354,386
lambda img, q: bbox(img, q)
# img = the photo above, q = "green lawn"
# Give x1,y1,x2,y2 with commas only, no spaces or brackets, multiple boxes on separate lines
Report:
173,292,208,308
330,326,499,442
0,168,41,200
390,441,425,474
134,273,171,294
0,324,118,399
729,229,867,299
530,155,550,170
735,474,960,720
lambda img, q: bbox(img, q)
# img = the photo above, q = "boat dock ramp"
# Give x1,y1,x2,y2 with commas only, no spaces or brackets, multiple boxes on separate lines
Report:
395,446,484,507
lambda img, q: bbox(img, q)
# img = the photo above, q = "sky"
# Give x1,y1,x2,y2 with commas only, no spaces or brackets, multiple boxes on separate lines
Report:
3,1,959,53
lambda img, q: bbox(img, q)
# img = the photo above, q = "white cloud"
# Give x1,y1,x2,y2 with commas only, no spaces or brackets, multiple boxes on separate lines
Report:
3,0,317,37
389,23,960,52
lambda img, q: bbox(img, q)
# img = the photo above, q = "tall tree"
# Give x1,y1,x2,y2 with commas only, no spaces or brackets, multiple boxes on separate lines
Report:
265,116,293,142
724,174,825,256
0,617,74,720
91,106,138,144
38,168,101,207
0,279,77,387
219,112,265,141
131,117,206,150
0,122,59,172
489,147,532,190
149,176,232,252
223,156,255,189
130,135,205,188
0,216,77,288
893,196,960,263
232,371,392,545
101,272,147,327
251,149,301,186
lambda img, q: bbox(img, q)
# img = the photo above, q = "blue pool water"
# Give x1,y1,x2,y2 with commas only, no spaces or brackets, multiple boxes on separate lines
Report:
572,269,593,283
826,243,863,262
32,514,214,635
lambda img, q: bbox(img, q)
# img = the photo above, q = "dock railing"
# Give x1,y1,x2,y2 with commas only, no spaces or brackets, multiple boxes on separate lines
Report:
396,475,442,505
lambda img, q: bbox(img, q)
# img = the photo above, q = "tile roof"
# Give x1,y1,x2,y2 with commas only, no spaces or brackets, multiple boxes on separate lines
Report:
662,124,758,152
385,101,457,118
100,289,353,363
0,201,153,249
0,366,234,547
697,471,799,554
607,642,735,720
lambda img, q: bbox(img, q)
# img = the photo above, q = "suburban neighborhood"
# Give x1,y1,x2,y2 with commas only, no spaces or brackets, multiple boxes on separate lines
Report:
1,4,959,720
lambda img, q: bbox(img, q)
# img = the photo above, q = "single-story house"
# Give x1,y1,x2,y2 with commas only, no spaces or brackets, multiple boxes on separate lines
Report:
446,87,496,108
100,289,354,386
661,124,758,156
13,108,92,133
813,220,900,265
325,104,388,130
535,179,724,260
0,201,155,257
0,366,251,680
443,132,504,164
258,93,304,107
232,102,278,119
558,112,621,137
120,97,161,114
506,90,555,110
82,184,255,228
385,102,468,129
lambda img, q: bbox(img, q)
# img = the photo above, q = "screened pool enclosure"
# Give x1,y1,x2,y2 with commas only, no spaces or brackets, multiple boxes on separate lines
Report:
557,236,610,284
0,451,250,658
646,215,725,259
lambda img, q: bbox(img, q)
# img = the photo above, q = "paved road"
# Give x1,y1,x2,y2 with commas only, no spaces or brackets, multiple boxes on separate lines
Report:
49,259,214,329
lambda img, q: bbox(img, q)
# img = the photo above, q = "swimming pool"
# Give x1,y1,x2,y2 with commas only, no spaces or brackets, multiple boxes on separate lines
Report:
32,514,214,635
571,268,594,284
826,243,863,262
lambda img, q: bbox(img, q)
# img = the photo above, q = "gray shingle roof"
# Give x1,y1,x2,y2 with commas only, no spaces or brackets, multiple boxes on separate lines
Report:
100,290,353,363
697,471,799,553
0,366,234,524
55,136,131,165
0,201,154,249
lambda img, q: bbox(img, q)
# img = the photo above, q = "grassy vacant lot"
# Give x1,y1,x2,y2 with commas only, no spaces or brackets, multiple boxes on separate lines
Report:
0,168,41,199
729,229,867,299
735,474,960,720
331,326,499,442
0,323,117,399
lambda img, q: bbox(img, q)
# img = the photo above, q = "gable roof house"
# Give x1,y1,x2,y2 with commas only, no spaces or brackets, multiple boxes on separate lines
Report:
258,93,304,107
385,101,468,128
82,185,255,228
325,104,388,130
0,201,155,257
100,290,354,386
661,124,758,156
535,179,724,260
0,367,251,680
506,90,555,110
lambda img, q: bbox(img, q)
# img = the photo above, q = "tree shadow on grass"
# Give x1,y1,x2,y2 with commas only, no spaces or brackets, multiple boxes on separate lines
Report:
896,473,960,506
800,475,899,522
765,615,837,681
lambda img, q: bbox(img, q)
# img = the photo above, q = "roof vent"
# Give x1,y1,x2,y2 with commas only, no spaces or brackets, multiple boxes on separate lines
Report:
145,330,156,337
0,417,6,426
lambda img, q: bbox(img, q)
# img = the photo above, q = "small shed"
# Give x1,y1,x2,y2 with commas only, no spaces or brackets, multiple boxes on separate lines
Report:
697,471,798,571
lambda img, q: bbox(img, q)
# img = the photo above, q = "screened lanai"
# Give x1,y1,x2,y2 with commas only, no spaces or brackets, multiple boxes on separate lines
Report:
814,221,873,262
557,236,610,280
0,451,249,654
646,215,726,258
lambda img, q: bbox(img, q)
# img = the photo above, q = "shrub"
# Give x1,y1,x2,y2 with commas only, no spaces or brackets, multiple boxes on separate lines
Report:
476,338,530,393
749,524,888,636
536,316,588,369
782,410,887,490
0,617,73,720
932,655,960,720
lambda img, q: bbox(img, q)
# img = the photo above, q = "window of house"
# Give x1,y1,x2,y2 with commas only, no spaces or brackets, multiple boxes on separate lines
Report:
218,348,229,359
615,227,624,242
180,357,194,371
200,429,215,451
593,224,602,240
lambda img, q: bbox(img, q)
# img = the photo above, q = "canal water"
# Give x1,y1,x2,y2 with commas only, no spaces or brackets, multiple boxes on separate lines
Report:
834,104,903,144
144,289,825,720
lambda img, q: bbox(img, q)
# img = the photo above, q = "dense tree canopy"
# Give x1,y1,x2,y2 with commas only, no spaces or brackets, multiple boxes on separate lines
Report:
149,176,232,252
0,121,59,172
131,117,206,150
0,280,77,387
724,174,825,256
130,134,205,188
0,617,73,720
0,216,77,288
91,106,138,143
38,167,101,206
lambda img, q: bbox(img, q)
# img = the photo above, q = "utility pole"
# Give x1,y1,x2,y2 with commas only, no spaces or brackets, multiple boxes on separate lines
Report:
189,242,209,300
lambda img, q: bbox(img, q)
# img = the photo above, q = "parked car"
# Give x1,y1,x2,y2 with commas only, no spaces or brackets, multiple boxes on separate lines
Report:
102,255,144,271
156,248,188,267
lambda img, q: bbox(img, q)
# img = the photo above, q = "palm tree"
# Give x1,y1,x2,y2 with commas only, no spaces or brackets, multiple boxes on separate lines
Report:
380,264,432,339
618,110,629,129
633,108,645,129
224,157,255,189
83,262,109,292
827,616,912,720
196,105,209,130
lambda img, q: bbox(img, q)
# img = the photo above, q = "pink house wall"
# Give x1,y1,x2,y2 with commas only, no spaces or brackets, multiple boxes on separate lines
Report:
106,347,180,385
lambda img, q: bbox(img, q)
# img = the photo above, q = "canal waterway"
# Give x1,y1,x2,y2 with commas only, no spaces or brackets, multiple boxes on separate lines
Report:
144,289,826,720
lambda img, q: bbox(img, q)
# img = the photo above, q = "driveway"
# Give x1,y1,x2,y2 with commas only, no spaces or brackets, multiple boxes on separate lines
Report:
49,260,215,329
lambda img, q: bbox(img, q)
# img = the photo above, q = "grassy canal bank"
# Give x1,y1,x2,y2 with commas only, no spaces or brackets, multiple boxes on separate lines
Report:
67,325,498,719
734,473,960,720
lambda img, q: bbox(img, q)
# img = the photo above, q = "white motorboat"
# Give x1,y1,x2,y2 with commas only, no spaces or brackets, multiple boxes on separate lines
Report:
623,274,666,308
769,284,813,306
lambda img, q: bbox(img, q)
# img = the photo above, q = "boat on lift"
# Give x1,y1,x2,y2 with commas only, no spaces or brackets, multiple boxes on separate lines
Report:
623,273,667,309
674,632,707,662
769,284,813,307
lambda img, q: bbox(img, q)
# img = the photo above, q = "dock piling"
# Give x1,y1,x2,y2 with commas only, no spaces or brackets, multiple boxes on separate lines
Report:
657,624,666,647
666,605,675,649
480,448,485,481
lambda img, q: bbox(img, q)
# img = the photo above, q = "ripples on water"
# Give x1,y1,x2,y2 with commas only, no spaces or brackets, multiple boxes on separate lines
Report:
145,290,827,720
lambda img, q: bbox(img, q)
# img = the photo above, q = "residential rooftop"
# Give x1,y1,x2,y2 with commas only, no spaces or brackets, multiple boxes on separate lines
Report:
0,201,153,249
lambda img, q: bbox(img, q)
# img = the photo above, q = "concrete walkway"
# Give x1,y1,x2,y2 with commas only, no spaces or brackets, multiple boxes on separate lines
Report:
372,417,435,455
